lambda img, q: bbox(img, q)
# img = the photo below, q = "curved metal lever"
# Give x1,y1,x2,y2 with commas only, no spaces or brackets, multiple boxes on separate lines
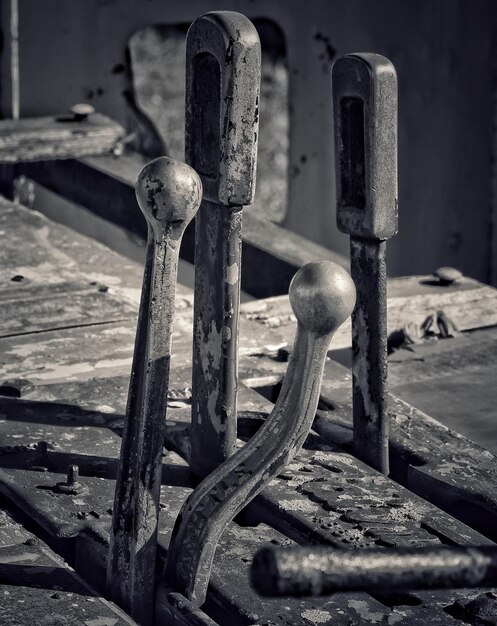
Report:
187,11,261,478
164,260,356,607
107,157,202,624
250,544,497,596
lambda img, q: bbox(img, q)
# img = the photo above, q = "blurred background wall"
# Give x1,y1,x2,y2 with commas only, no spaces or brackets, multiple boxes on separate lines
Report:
1,0,496,284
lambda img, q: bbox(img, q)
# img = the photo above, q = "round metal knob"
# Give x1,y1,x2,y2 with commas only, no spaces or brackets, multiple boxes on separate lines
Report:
135,156,202,237
289,260,356,335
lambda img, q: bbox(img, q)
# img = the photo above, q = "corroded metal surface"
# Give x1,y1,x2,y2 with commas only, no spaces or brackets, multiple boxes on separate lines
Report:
0,509,136,625
349,239,389,473
106,157,201,623
187,11,261,478
333,53,398,475
316,358,497,542
164,261,355,607
3,194,497,624
332,53,398,240
251,544,497,596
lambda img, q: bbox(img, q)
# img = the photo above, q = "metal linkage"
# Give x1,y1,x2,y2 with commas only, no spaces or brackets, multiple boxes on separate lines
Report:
251,545,497,597
107,157,202,624
186,11,261,478
332,53,398,475
163,261,356,607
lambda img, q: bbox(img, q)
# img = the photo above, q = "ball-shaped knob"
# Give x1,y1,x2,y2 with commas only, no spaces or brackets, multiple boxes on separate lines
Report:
289,261,356,335
135,156,202,236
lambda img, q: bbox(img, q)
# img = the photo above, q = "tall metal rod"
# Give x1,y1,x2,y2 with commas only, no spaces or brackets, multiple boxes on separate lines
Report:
10,0,19,120
332,53,398,475
107,157,202,625
186,11,261,478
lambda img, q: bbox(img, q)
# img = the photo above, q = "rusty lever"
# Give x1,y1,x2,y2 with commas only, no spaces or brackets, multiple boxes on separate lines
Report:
163,260,355,607
106,157,202,624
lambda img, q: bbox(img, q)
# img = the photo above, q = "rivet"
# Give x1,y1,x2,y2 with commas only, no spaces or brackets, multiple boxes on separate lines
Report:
434,266,463,285
70,103,95,121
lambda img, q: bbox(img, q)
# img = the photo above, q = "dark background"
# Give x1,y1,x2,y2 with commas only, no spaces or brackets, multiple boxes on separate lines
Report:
2,0,497,284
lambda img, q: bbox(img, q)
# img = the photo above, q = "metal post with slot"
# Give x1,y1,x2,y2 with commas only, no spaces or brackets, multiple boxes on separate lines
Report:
332,53,398,475
186,11,261,478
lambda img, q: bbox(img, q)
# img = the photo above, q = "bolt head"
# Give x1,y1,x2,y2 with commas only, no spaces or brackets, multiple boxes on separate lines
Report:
434,266,462,284
70,103,95,119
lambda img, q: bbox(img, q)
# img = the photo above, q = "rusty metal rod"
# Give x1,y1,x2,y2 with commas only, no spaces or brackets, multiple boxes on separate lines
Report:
107,157,202,624
186,11,261,478
332,53,398,475
251,545,497,597
164,261,356,607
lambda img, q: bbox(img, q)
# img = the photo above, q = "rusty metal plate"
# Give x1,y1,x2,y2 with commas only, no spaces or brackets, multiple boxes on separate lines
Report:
0,518,135,626
161,409,497,623
0,442,193,541
0,508,31,548
0,419,121,482
316,358,497,542
0,322,135,386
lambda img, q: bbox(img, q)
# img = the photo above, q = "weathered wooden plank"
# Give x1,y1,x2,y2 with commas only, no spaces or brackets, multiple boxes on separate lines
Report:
0,282,134,338
4,152,349,297
240,274,497,352
0,112,124,162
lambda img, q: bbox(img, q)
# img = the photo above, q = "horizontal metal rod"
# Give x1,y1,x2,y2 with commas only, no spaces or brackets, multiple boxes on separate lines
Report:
251,545,497,597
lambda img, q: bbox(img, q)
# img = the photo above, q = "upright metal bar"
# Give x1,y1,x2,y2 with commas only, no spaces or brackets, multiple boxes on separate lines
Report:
332,53,398,475
107,157,202,625
186,11,261,478
10,0,19,120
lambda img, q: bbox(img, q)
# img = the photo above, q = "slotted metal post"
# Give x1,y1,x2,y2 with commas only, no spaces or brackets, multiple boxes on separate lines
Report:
186,11,261,478
332,53,398,475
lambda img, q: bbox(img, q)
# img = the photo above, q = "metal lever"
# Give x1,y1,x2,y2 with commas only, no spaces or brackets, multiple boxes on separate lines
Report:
107,157,202,624
186,11,261,478
163,260,356,607
332,53,398,475
251,544,497,596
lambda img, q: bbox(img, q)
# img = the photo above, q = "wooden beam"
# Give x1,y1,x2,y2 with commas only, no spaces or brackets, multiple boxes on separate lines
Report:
0,113,124,162
5,151,348,298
